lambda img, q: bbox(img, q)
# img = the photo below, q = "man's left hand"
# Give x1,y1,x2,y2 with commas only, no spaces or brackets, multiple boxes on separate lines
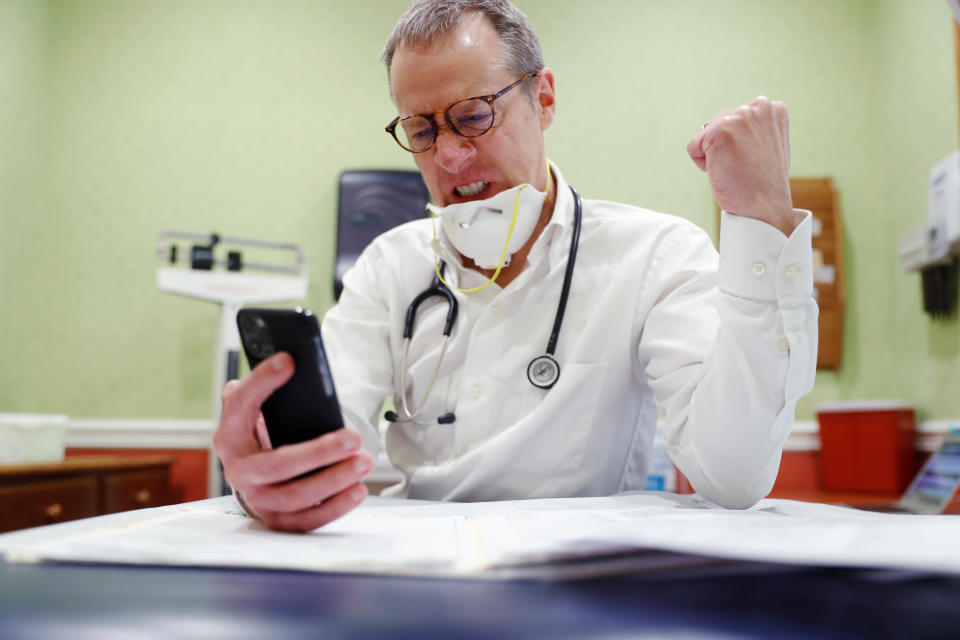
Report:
687,96,797,237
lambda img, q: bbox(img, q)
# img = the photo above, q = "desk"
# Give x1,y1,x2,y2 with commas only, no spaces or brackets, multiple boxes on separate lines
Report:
769,489,960,514
4,493,960,639
2,558,959,639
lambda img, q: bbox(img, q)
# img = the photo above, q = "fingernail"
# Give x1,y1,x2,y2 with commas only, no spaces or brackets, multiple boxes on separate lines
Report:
271,354,285,371
350,486,366,502
354,457,371,474
341,431,361,451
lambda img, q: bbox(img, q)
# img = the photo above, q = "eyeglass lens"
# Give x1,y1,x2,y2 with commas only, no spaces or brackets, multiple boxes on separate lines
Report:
396,98,494,152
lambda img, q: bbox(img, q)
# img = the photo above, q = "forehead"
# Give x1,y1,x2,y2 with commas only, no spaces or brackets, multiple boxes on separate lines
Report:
390,14,512,115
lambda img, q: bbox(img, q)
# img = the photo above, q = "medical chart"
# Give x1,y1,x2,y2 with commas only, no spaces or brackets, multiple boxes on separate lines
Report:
1,493,958,579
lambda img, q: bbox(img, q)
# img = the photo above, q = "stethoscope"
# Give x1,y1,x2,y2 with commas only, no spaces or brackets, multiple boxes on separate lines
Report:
385,186,582,426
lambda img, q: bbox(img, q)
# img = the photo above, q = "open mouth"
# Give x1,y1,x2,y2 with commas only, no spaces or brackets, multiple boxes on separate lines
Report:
454,181,490,199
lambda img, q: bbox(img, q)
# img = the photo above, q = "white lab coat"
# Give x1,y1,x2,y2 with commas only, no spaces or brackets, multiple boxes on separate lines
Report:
321,162,817,508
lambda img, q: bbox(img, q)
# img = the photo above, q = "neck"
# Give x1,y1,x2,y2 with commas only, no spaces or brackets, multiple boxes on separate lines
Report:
464,166,557,288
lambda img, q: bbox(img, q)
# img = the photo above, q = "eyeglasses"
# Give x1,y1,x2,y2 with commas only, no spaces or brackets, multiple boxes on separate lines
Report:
385,71,540,153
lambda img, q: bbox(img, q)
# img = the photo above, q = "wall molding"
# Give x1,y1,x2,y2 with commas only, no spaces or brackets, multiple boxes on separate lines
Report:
64,417,403,483
64,417,958,457
789,419,957,453
786,420,819,451
66,418,215,449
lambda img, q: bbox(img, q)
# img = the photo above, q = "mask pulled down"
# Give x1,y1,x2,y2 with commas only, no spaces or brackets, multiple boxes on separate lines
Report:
427,182,547,271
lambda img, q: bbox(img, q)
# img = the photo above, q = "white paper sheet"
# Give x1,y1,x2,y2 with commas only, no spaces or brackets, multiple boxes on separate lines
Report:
2,492,958,579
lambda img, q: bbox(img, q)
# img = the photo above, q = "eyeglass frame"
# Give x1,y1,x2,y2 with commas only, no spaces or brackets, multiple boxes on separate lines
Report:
385,70,542,153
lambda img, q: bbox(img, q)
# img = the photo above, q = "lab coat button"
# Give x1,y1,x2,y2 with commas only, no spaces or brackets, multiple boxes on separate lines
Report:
491,303,501,313
784,264,799,279
471,385,483,398
779,338,790,352
752,262,766,276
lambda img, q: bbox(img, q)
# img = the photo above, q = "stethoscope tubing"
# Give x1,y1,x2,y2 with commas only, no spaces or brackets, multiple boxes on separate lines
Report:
389,185,582,424
545,187,582,357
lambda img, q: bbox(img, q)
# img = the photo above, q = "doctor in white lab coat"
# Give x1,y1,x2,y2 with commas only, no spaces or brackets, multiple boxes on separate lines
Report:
214,0,816,532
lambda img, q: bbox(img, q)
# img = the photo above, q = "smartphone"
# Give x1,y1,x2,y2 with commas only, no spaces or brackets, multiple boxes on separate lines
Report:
236,307,344,448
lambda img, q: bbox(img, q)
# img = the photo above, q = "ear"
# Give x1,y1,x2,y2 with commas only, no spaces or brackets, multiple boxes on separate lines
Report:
536,68,556,131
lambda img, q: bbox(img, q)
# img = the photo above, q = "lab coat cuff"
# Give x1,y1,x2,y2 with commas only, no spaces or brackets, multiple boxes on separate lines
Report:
718,209,813,301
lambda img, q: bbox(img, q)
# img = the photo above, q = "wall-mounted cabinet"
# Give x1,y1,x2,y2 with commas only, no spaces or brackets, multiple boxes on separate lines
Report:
791,177,845,370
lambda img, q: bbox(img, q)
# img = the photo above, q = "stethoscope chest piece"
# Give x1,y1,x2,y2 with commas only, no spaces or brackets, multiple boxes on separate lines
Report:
527,354,560,389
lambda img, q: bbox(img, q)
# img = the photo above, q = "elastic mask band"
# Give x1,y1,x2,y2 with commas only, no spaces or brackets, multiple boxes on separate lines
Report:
430,163,552,294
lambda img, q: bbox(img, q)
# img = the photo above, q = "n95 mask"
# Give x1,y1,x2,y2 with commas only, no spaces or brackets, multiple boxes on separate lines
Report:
427,182,547,270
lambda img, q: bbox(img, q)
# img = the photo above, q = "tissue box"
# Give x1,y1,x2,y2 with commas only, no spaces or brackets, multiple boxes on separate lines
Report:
0,414,68,465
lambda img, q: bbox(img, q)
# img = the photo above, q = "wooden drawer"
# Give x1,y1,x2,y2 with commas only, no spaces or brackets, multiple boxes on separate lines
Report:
0,456,175,532
0,477,98,533
102,469,169,513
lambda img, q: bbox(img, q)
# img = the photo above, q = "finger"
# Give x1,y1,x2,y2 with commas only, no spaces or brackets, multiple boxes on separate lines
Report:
221,379,241,403
254,413,272,450
689,106,740,169
216,352,295,452
258,482,369,533
245,450,373,514
699,116,732,156
231,428,365,487
226,352,295,422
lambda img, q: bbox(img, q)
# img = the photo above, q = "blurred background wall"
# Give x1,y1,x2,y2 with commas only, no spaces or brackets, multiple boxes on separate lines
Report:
0,0,956,422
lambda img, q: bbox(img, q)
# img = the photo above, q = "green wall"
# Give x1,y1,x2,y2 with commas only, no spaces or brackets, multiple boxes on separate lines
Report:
0,0,49,411
879,0,960,420
1,0,957,422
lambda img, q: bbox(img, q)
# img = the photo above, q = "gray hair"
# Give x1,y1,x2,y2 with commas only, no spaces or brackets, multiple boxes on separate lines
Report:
382,0,544,97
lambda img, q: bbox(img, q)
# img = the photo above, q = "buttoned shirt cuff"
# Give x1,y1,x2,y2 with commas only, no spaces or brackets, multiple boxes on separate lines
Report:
717,209,813,301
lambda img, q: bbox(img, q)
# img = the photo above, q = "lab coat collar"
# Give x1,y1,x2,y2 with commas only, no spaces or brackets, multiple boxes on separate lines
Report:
532,160,576,273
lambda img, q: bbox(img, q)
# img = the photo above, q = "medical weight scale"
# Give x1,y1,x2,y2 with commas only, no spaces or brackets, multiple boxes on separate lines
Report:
156,231,308,496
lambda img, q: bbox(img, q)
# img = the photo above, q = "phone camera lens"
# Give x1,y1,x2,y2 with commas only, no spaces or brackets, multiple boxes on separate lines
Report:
240,313,274,359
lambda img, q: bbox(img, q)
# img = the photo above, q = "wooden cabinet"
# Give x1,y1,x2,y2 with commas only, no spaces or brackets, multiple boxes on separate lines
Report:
715,177,846,369
0,456,173,533
791,177,845,370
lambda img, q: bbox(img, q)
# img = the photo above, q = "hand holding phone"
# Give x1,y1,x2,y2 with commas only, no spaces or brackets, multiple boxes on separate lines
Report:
211,308,373,532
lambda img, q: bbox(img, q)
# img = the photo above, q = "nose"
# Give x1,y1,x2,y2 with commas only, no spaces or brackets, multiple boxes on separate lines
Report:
431,129,476,175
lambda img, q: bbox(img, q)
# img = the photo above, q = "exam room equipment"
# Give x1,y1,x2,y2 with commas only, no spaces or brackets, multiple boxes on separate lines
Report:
336,170,430,300
897,151,960,316
156,230,309,494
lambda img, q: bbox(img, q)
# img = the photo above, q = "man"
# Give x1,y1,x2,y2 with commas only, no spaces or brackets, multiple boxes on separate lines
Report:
214,0,817,532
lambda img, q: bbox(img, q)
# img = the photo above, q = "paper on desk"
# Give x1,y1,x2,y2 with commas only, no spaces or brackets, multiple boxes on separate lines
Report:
2,493,959,579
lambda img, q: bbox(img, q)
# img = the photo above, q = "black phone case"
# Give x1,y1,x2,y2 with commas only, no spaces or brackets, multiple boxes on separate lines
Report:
236,308,344,448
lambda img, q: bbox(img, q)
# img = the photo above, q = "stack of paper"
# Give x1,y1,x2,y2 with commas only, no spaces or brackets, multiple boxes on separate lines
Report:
1,492,958,579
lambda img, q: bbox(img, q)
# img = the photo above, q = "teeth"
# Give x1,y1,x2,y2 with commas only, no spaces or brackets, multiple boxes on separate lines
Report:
455,181,488,198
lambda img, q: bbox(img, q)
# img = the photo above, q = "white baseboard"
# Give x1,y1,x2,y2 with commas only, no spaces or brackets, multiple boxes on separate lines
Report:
62,417,404,486
62,417,957,459
786,420,819,451
66,418,215,449
788,419,956,453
